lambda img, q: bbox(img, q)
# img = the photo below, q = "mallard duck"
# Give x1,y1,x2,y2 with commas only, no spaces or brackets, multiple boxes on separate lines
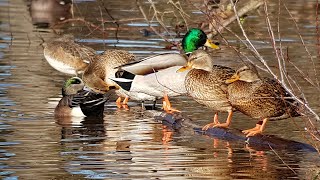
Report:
82,49,142,109
110,53,190,112
226,64,302,137
43,34,97,75
177,50,235,129
54,77,111,118
109,28,219,112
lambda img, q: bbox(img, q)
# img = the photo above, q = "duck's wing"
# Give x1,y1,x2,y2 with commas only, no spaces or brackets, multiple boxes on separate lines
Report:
111,66,189,96
69,90,107,108
61,42,97,63
116,53,187,75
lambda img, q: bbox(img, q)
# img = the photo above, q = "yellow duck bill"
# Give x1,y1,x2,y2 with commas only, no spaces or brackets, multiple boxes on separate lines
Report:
176,62,192,73
225,74,240,84
205,39,220,49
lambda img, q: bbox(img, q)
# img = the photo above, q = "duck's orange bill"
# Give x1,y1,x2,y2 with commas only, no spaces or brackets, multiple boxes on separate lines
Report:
225,74,240,84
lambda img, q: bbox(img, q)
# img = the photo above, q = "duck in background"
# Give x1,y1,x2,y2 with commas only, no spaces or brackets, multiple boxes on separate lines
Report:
109,28,220,112
177,50,235,130
54,77,112,119
29,0,73,28
43,34,97,76
226,63,302,137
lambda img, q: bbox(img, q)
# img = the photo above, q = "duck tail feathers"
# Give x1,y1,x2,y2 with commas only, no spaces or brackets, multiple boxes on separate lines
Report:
115,70,135,80
109,77,133,91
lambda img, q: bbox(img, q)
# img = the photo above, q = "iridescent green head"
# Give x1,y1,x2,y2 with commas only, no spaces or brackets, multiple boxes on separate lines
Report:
181,28,219,53
62,77,84,96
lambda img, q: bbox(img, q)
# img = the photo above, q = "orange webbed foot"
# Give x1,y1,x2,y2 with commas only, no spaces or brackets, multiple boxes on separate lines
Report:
202,122,216,131
162,94,180,114
202,122,230,131
116,97,122,108
242,119,268,137
243,129,263,137
116,97,130,110
202,111,232,131
163,105,181,114
242,125,260,135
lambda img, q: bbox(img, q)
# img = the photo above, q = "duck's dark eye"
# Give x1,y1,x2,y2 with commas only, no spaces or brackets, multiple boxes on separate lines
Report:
214,42,220,46
72,78,82,84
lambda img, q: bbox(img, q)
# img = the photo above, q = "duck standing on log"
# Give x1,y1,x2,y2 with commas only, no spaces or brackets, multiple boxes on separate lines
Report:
226,64,303,137
109,28,219,112
177,50,235,130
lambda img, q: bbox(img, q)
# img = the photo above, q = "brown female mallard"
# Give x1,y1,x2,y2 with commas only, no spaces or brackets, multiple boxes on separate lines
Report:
43,34,97,76
226,64,301,137
177,50,235,130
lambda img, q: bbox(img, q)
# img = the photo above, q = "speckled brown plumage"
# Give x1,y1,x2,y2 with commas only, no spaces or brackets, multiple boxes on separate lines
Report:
227,77,300,120
179,49,236,130
185,65,235,112
82,49,136,94
225,64,302,136
43,35,97,75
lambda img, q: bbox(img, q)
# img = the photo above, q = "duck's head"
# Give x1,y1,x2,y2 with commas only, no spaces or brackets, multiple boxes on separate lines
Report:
177,50,213,72
182,28,219,53
226,64,260,84
62,77,84,96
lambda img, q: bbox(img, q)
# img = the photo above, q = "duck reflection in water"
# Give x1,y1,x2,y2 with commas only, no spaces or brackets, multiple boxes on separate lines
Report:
29,0,73,28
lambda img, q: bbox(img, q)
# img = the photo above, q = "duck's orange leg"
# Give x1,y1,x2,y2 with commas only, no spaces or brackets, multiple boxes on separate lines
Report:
116,97,130,110
162,94,180,113
116,97,122,108
122,97,129,105
122,97,129,110
202,110,233,130
243,118,268,137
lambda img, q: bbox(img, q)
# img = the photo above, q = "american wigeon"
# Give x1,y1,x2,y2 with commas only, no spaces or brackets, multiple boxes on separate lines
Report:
54,77,111,118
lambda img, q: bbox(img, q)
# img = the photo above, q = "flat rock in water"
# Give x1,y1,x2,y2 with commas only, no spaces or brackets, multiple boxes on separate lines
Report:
144,110,316,152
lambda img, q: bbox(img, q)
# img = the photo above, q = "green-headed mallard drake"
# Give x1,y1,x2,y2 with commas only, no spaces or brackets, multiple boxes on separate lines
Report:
43,34,97,75
177,50,235,129
109,28,219,112
226,64,302,137
54,77,111,118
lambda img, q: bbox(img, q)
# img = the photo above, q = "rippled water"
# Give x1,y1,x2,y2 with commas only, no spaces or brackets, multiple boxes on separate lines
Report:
0,0,320,179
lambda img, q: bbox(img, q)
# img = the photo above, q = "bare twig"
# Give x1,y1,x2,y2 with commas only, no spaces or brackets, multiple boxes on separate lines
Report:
230,0,320,121
282,1,320,88
268,144,297,174
136,0,179,47
317,0,320,58
98,0,120,41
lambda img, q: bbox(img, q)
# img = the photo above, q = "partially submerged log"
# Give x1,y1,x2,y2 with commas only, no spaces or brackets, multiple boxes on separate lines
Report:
145,110,316,152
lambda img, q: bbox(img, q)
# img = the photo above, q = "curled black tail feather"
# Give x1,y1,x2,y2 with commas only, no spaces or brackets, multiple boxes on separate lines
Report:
115,70,135,80
111,79,132,91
